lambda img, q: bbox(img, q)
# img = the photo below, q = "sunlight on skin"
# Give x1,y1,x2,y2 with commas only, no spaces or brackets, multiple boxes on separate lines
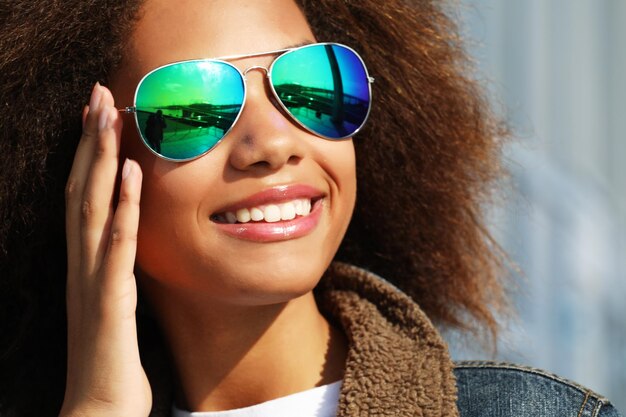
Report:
108,0,354,412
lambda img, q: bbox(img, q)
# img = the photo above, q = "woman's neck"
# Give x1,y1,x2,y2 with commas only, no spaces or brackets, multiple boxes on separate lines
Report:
141,281,348,412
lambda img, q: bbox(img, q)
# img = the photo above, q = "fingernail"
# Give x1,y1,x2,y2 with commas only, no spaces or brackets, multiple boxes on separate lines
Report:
122,158,133,179
98,106,110,130
81,105,89,128
106,108,117,129
89,82,102,111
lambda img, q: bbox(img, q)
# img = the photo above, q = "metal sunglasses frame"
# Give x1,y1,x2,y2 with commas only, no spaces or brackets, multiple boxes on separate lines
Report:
117,42,375,162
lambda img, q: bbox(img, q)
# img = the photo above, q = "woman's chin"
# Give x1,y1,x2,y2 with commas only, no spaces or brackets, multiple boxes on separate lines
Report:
136,256,329,308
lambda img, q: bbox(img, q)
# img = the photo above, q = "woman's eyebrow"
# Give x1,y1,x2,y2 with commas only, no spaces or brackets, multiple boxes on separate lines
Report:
283,40,314,49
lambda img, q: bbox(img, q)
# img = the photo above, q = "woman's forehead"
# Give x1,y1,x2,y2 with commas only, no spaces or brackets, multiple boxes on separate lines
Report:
127,0,315,72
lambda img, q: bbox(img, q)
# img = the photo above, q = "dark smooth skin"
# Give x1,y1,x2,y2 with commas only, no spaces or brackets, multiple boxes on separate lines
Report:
61,0,354,415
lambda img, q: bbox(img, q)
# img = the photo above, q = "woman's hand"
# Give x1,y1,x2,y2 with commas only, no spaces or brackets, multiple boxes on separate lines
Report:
60,83,151,417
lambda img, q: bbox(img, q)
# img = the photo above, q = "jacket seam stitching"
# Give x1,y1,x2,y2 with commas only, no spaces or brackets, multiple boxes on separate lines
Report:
453,360,609,401
591,399,604,417
577,392,590,417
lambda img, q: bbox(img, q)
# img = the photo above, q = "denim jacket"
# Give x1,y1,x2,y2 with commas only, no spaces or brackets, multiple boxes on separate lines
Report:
455,361,622,417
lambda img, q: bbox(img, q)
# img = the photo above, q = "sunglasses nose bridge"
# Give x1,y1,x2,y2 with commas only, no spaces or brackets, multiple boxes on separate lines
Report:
242,65,269,78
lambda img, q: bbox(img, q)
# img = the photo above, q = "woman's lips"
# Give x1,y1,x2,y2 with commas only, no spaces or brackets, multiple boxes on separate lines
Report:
210,184,325,242
213,198,323,242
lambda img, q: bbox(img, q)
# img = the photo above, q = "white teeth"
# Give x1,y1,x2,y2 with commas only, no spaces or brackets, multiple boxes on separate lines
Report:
219,198,314,223
294,199,303,215
250,207,264,221
280,202,296,220
236,208,251,223
263,204,281,222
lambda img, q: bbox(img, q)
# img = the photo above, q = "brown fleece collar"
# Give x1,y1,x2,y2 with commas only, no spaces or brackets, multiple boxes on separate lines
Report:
315,262,459,417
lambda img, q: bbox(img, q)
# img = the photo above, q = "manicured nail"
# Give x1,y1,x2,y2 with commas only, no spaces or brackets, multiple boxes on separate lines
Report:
98,106,110,130
106,108,117,129
122,158,133,179
81,105,89,128
89,82,102,111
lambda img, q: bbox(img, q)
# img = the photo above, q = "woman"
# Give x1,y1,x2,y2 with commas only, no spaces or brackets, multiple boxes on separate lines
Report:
0,1,621,416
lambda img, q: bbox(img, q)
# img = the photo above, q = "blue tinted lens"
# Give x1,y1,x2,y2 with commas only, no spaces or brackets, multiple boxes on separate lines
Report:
270,43,371,139
135,60,245,161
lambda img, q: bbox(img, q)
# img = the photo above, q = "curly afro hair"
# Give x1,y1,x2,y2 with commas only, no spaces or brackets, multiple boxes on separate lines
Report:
0,1,510,415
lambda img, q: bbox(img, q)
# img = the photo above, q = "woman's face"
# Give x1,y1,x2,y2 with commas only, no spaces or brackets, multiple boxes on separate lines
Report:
109,0,357,306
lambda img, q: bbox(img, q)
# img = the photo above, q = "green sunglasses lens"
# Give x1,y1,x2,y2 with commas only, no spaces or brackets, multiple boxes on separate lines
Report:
270,43,371,139
135,60,244,161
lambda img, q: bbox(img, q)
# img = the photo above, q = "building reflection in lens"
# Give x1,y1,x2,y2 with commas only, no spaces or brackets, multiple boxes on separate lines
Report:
273,45,369,138
138,103,240,159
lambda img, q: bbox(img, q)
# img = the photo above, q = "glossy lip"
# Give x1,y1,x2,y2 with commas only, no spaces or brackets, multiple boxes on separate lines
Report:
211,184,325,242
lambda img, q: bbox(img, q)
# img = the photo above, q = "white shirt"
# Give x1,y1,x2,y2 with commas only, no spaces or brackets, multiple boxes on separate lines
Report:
172,380,342,417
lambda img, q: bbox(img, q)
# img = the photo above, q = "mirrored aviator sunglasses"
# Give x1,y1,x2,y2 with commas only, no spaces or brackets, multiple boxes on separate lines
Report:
118,42,374,162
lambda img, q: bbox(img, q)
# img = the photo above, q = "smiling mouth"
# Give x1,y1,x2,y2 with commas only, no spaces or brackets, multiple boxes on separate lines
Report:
211,197,322,224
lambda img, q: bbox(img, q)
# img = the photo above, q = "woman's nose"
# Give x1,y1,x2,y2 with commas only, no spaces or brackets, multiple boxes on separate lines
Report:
227,72,306,172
